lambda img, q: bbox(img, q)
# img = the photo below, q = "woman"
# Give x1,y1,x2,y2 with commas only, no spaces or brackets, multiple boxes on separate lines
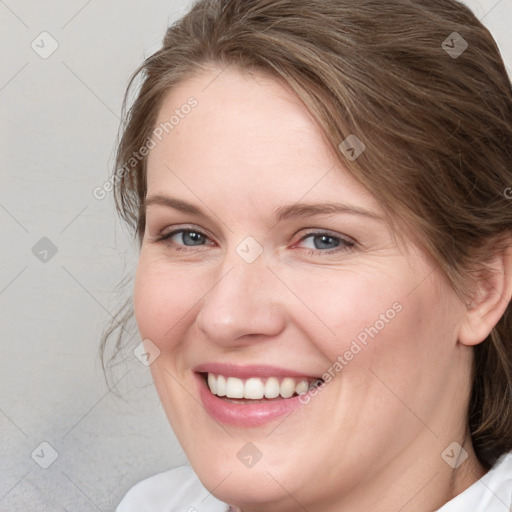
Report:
104,0,512,510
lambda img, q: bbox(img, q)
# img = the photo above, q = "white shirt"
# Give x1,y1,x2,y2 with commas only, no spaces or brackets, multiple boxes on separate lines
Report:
116,451,512,512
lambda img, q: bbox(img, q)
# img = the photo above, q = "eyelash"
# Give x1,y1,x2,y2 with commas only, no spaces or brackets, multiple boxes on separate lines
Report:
153,225,356,256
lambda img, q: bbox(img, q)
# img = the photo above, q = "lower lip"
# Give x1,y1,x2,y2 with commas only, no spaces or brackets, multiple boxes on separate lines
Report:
195,373,310,427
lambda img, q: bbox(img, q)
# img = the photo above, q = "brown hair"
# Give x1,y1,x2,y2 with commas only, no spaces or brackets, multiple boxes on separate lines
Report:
101,0,512,469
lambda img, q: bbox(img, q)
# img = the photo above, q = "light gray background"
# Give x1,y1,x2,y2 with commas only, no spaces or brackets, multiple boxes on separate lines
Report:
1,1,511,511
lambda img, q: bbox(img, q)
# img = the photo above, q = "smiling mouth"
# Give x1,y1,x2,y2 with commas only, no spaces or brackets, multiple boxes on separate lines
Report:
200,372,324,402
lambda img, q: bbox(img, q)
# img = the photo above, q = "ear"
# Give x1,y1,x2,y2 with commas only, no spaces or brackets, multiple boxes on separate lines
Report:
458,236,512,346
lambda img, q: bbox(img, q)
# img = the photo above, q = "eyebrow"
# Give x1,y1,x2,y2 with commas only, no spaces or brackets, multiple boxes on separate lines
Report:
273,202,384,222
143,194,384,222
144,195,205,216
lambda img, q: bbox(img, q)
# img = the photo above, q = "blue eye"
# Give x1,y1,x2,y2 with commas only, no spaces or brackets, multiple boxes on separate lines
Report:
296,232,355,254
303,234,340,250
155,227,355,256
164,229,211,247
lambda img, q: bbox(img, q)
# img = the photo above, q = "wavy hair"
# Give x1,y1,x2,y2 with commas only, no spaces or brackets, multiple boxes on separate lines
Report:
101,0,512,469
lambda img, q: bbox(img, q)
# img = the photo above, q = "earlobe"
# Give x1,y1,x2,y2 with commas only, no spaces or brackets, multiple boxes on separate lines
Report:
458,238,512,346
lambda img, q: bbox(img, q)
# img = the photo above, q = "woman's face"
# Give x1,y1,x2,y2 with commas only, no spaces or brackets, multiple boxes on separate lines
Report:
134,66,473,510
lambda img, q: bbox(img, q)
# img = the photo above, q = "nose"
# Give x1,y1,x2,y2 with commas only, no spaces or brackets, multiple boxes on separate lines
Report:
195,255,286,346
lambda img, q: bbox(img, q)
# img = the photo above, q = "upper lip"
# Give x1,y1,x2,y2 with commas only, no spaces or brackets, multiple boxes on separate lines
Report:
193,362,322,380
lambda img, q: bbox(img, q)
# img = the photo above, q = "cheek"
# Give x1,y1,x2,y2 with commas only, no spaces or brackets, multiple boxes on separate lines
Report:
313,264,458,414
282,265,410,361
284,261,452,401
133,255,202,348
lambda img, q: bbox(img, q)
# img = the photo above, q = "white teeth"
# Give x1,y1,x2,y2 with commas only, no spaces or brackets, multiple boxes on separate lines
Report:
244,378,265,399
264,377,280,399
226,377,244,398
216,375,226,396
280,377,296,398
206,373,315,400
207,373,217,395
295,380,309,395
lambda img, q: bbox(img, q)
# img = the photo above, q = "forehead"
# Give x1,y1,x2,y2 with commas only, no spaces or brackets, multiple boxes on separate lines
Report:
149,65,326,163
145,66,381,217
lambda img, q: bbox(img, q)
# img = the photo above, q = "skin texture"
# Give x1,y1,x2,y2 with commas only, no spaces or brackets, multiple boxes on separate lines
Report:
132,65,511,512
